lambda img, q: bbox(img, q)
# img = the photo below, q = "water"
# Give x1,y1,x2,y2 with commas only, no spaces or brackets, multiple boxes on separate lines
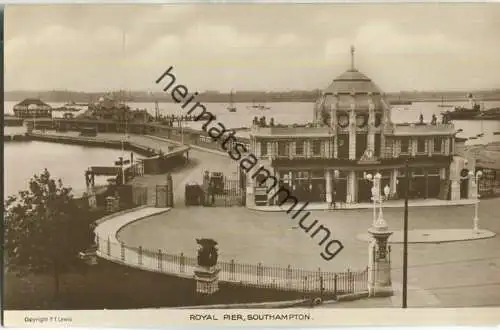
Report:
4,100,500,197
4,140,141,198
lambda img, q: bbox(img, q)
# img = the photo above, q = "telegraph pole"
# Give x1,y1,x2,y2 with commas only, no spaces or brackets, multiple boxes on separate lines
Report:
402,158,410,308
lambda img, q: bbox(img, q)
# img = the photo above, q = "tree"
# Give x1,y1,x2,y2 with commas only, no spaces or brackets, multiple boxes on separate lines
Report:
4,169,92,299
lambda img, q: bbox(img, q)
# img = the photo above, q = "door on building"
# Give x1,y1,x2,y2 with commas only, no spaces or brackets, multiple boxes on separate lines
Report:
276,172,292,205
310,170,326,202
427,169,441,198
357,172,371,203
293,171,310,202
396,172,409,199
412,169,426,199
380,170,391,196
332,171,348,203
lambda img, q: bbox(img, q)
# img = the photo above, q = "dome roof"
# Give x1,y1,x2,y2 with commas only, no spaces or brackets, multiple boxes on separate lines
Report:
324,69,382,95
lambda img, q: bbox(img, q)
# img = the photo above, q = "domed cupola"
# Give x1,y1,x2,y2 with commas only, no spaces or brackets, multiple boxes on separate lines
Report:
314,46,391,128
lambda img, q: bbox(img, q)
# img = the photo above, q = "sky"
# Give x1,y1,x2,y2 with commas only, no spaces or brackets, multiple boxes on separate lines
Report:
5,3,500,93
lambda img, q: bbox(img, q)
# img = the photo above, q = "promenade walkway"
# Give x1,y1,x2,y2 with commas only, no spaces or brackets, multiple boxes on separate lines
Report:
250,198,477,212
94,207,367,295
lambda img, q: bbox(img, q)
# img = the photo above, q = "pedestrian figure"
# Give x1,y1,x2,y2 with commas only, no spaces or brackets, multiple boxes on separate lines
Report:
330,190,337,210
431,114,437,125
419,113,424,124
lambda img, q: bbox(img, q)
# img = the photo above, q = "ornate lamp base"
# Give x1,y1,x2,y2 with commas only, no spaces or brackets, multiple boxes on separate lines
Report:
194,266,221,295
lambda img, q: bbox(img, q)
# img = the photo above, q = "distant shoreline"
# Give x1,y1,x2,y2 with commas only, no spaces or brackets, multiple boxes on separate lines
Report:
5,90,500,104
5,98,500,105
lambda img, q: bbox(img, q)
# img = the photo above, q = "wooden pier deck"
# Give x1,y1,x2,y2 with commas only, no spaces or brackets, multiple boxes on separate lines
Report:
4,134,31,142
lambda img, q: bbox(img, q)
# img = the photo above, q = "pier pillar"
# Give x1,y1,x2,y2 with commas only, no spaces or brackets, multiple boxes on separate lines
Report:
367,98,375,153
390,169,398,198
349,105,357,160
325,170,332,204
346,170,356,203
450,181,460,201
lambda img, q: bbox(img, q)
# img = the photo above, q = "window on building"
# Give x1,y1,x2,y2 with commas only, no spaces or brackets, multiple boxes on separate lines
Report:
295,140,305,155
261,141,268,156
433,137,442,153
401,137,409,154
278,141,289,157
312,140,322,156
417,138,426,153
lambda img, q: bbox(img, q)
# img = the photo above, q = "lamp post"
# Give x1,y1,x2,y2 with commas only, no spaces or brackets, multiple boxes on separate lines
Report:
471,170,483,233
365,172,382,226
375,184,391,229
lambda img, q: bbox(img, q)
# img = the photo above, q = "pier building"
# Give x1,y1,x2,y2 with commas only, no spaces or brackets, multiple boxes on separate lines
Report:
13,98,52,119
246,48,474,206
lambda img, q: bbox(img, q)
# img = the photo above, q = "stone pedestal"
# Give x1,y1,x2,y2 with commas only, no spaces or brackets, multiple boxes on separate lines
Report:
194,265,221,295
450,180,460,201
367,222,394,297
246,174,256,207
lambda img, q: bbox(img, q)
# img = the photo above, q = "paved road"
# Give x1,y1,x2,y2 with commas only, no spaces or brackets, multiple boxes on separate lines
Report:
119,198,500,308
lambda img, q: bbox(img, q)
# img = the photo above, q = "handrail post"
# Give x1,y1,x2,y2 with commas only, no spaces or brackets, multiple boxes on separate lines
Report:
120,241,125,261
138,246,143,266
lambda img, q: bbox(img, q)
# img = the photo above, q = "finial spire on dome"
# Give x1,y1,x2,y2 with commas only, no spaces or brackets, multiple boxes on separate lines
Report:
350,45,356,71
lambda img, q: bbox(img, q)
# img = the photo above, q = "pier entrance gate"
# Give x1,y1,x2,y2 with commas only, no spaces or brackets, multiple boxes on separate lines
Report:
155,174,174,208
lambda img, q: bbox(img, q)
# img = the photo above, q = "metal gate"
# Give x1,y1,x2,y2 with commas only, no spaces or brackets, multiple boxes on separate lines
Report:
132,186,148,206
156,184,173,208
202,171,245,207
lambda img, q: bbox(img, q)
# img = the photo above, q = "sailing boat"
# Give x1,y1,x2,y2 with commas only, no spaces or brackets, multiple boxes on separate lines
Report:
227,90,237,112
438,96,454,108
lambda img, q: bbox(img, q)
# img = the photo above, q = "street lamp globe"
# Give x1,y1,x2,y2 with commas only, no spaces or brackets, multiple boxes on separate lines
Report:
476,170,483,178
365,173,373,180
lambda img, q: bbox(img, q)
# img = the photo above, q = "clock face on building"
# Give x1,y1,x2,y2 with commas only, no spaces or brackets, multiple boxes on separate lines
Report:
338,115,349,127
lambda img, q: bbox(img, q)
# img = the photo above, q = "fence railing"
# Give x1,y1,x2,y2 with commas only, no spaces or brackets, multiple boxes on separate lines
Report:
96,234,367,296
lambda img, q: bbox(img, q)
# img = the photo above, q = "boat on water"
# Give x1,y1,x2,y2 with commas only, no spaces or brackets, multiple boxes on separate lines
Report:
389,99,412,105
227,90,237,112
443,93,482,120
247,100,271,110
475,107,500,120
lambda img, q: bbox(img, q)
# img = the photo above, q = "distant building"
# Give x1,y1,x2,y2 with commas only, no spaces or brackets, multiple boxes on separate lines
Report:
246,47,474,206
88,95,153,130
13,98,52,119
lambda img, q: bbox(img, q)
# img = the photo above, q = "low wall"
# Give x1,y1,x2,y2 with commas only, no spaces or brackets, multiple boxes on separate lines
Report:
27,133,154,156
